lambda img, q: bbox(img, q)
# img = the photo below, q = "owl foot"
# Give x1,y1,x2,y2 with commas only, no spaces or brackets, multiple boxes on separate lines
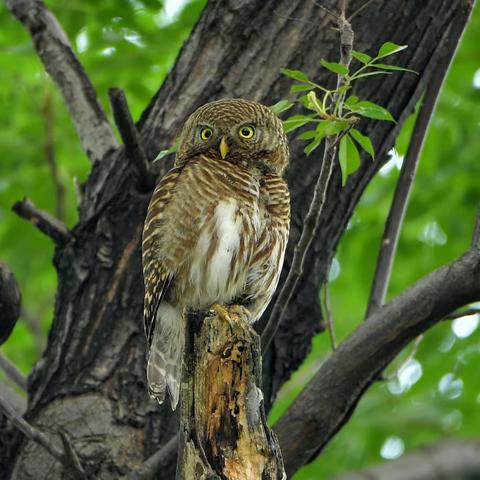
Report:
209,303,235,328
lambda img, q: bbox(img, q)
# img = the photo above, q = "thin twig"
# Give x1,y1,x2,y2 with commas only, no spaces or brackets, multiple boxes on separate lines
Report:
365,25,460,319
471,207,480,250
0,393,86,479
443,306,480,321
322,283,337,350
348,0,377,21
12,197,71,245
42,88,66,221
382,334,423,381
0,353,27,392
124,433,179,479
0,380,26,414
261,14,354,351
6,0,118,163
108,88,154,191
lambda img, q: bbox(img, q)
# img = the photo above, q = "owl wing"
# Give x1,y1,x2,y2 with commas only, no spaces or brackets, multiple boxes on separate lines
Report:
142,167,184,408
243,175,290,321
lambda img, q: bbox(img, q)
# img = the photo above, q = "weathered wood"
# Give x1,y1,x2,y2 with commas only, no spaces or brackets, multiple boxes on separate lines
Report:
177,308,285,480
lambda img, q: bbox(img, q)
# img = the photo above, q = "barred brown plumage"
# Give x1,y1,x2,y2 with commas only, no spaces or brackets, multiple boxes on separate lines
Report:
142,98,290,409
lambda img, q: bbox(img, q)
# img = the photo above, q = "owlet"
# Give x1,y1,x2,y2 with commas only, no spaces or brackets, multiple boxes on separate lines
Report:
142,98,290,409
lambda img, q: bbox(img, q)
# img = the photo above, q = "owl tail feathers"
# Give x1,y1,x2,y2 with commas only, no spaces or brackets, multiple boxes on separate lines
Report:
147,305,184,410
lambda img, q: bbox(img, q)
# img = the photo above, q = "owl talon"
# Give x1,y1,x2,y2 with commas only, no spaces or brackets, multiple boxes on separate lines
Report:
209,303,235,328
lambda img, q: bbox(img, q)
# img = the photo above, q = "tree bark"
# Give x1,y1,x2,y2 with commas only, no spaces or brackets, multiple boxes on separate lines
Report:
1,0,475,479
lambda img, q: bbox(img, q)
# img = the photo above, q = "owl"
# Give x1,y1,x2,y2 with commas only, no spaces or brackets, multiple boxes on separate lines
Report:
142,98,290,409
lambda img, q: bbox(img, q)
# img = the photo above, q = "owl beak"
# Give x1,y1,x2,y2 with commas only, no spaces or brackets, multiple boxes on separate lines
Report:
219,136,229,159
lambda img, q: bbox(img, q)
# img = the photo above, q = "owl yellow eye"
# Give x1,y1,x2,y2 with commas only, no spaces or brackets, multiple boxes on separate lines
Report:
200,127,213,141
239,125,255,139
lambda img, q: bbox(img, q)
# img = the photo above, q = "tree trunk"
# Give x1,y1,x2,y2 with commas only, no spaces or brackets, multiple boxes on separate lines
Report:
1,0,473,478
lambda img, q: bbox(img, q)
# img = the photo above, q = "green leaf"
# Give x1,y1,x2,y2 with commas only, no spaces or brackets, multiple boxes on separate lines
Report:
345,95,359,107
297,129,317,140
281,68,310,83
320,59,349,76
283,114,315,133
306,91,325,116
269,100,294,114
353,71,392,79
350,100,395,121
345,134,361,174
154,142,178,162
324,120,349,136
371,63,418,74
351,50,372,64
290,83,315,93
350,128,375,158
339,135,348,186
377,42,408,59
304,137,322,156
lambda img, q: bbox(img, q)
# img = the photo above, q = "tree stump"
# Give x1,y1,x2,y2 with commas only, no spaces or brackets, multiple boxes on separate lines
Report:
176,306,285,480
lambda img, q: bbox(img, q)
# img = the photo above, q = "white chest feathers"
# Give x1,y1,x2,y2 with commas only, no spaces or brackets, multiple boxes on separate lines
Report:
188,199,248,307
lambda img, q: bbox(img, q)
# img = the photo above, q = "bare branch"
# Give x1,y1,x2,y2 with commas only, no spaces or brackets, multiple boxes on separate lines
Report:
274,248,480,477
124,434,179,480
262,14,354,350
0,393,86,479
42,89,66,221
366,10,468,318
0,354,27,392
6,0,118,163
471,207,480,250
333,439,480,480
108,88,155,191
0,262,21,345
0,380,26,414
12,198,71,245
322,284,337,350
444,306,480,320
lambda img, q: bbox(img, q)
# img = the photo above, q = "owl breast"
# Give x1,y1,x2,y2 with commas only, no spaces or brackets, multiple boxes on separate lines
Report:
170,158,262,310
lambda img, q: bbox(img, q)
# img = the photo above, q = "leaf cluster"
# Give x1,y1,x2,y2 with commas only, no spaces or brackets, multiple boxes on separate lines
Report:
271,42,416,185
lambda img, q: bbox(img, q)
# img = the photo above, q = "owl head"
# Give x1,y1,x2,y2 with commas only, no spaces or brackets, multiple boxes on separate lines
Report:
175,98,289,175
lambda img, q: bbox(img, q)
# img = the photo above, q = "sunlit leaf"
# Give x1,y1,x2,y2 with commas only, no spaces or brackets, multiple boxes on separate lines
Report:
371,63,418,74
350,100,395,121
320,59,349,76
339,135,348,186
290,83,315,93
297,129,317,140
377,42,408,59
350,128,375,158
269,100,294,114
281,68,310,83
304,137,322,155
351,50,372,64
345,95,359,107
154,142,178,161
283,114,316,133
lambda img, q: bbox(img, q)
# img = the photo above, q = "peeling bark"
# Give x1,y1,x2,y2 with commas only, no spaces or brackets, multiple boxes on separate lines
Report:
177,307,284,480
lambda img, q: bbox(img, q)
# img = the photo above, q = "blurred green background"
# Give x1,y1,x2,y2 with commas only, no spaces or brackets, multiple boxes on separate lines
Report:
1,1,479,478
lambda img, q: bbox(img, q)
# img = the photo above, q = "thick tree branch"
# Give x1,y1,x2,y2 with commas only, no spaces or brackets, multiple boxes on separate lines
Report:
0,380,26,414
0,393,86,479
274,248,480,477
5,0,118,163
333,439,480,480
0,354,27,392
108,88,155,191
12,197,71,245
365,6,470,317
0,262,21,345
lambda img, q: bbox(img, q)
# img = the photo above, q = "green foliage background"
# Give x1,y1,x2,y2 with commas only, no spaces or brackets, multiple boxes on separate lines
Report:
0,1,479,478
